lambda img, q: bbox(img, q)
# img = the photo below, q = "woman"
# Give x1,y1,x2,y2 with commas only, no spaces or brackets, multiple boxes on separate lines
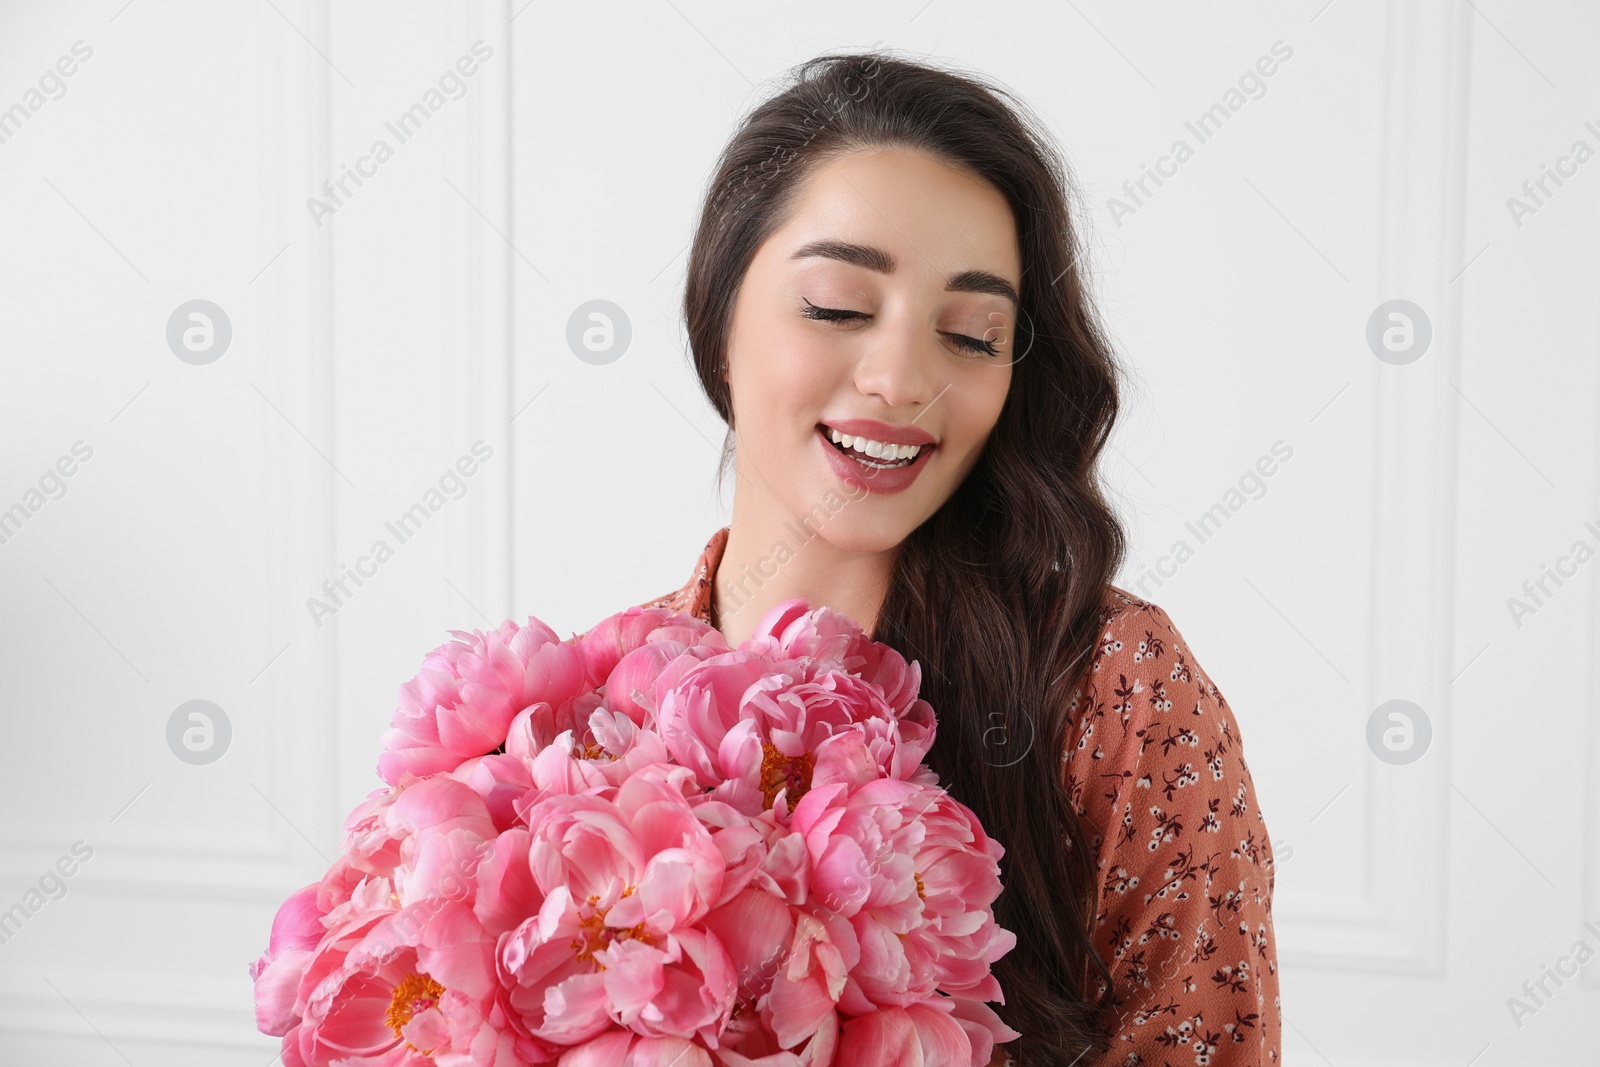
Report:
640,50,1280,1065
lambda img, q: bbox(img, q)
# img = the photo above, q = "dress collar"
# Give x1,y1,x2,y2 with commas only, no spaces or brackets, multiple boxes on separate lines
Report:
671,525,728,624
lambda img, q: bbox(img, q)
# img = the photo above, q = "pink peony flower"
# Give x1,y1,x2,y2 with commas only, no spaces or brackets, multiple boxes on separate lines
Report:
378,618,587,785
257,599,1020,1067
835,1000,976,1066
317,784,409,917
602,639,725,724
574,606,727,690
315,774,500,928
250,883,325,1036
741,599,875,674
761,907,858,1051
946,998,1023,1067
744,599,925,719
451,753,536,835
280,785,542,1065
519,709,675,799
498,766,738,1048
784,777,1015,1015
559,1030,716,1067
657,654,937,821
280,902,532,1067
470,827,539,938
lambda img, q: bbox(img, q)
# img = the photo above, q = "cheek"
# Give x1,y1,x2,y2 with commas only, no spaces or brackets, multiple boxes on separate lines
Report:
932,370,1009,484
744,322,842,417
956,366,1011,444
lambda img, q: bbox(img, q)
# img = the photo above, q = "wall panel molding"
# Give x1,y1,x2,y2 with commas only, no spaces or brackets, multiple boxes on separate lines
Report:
1273,0,1471,975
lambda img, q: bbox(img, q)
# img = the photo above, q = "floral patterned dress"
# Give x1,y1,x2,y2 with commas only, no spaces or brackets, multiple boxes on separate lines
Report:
639,526,1282,1066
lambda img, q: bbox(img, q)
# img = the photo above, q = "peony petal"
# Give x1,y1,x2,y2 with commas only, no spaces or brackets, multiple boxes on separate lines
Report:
251,947,312,1036
702,888,794,999
627,1036,713,1067
836,1003,972,1067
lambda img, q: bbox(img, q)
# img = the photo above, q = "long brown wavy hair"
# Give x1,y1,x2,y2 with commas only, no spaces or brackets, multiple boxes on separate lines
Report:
682,49,1128,1062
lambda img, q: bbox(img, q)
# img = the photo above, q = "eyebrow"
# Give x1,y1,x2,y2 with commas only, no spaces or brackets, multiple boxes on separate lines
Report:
788,239,1020,308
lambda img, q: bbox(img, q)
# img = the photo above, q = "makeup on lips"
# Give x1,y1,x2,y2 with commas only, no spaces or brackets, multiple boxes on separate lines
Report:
815,418,937,495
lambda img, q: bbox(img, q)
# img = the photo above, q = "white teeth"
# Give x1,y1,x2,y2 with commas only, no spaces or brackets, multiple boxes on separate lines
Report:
827,428,922,461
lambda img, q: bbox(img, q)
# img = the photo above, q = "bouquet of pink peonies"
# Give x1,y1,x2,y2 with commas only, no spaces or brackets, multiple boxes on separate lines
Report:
250,599,1021,1067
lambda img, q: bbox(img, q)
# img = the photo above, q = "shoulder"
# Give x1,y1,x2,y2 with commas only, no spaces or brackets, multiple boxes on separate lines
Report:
1073,583,1234,738
637,588,690,613
1063,585,1267,866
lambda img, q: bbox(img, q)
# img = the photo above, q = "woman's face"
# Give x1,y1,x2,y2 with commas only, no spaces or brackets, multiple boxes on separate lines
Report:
724,145,1020,554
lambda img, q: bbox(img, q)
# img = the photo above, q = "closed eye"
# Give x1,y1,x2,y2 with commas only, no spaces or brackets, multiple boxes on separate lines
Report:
799,297,865,323
799,298,1001,358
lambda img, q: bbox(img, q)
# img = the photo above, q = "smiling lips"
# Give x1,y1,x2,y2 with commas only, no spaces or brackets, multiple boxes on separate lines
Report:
825,426,924,465
815,419,937,495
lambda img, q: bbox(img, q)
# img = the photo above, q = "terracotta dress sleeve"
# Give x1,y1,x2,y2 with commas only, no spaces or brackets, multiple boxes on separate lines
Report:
1061,597,1282,1066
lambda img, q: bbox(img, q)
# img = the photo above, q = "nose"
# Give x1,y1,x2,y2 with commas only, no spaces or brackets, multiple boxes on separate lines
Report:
851,313,940,409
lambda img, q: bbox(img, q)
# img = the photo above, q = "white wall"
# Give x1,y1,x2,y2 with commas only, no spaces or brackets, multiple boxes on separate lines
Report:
0,1,1594,1062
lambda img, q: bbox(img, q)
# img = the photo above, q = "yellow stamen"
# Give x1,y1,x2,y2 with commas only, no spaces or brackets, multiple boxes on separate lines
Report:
385,972,445,1053
568,889,654,969
759,742,815,810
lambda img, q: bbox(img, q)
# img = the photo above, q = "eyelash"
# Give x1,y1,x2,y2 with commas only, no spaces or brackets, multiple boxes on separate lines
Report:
799,298,1002,357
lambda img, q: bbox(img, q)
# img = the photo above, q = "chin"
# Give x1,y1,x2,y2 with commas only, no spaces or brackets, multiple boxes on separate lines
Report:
796,502,925,556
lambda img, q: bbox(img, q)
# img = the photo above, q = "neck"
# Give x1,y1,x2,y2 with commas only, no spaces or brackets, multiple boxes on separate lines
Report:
712,507,898,648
